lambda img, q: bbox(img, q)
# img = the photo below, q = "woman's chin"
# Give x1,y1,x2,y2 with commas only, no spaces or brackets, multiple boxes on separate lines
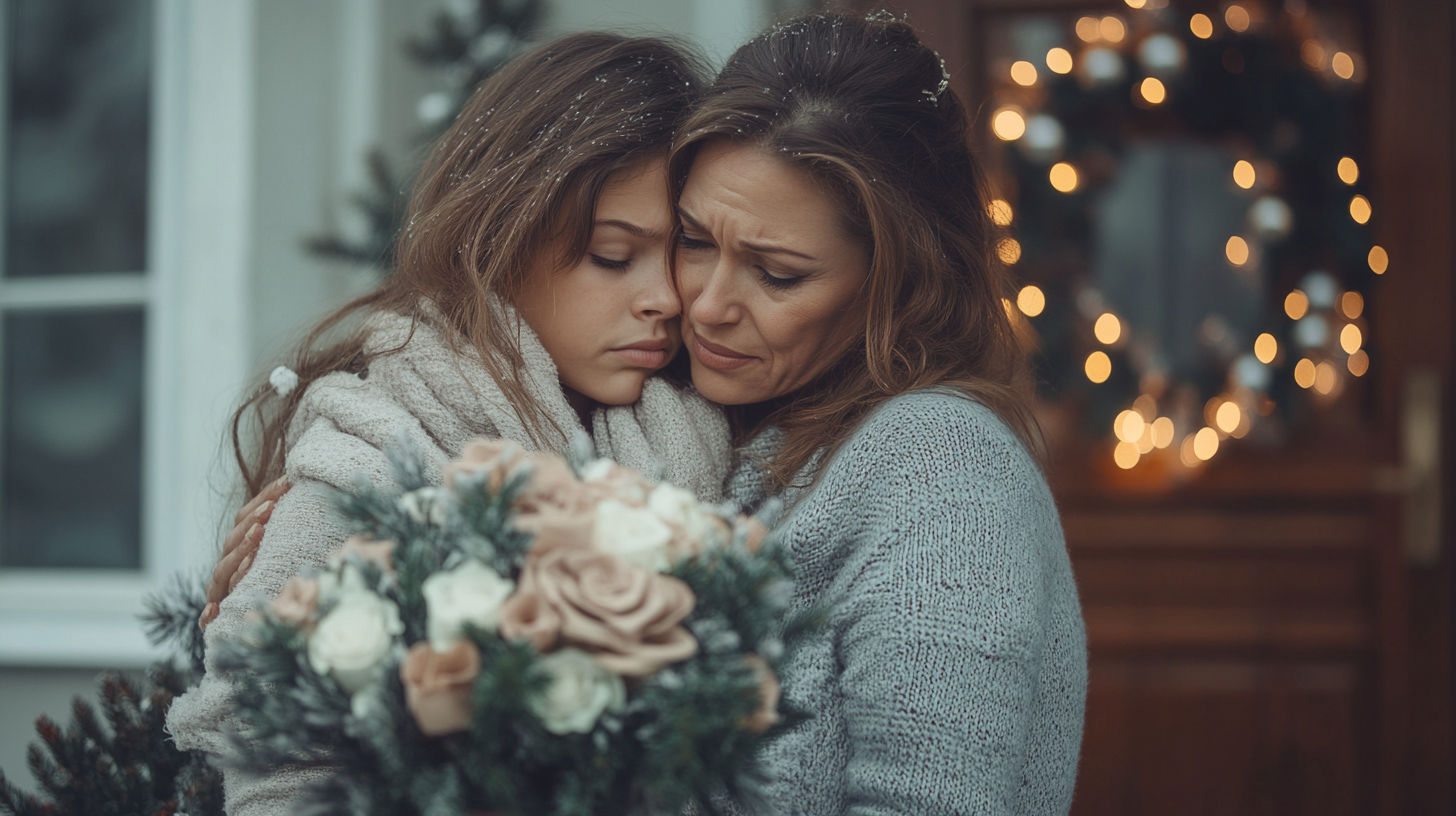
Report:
573,371,650,407
688,361,763,406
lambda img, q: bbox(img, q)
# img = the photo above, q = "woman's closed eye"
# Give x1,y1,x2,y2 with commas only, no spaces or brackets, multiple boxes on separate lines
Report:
757,266,803,290
676,234,713,251
589,254,630,271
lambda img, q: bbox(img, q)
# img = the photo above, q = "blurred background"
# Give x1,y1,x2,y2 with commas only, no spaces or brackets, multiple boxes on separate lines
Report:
0,0,1448,813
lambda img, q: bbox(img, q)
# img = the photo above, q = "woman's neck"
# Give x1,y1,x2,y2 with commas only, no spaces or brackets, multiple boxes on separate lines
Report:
562,384,597,430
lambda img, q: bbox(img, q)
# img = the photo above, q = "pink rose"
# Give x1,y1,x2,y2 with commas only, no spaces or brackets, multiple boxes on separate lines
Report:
333,536,397,572
444,439,523,493
513,506,595,556
742,655,781,733
400,640,481,736
267,576,320,629
527,549,697,677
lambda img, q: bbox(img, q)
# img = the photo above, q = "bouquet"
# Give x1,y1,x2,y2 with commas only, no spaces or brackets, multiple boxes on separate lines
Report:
217,439,813,816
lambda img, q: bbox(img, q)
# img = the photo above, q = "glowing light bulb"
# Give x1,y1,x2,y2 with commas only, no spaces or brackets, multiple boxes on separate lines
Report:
1226,236,1251,265
1215,401,1241,434
1340,323,1362,354
1017,285,1046,317
1314,361,1337,394
1332,52,1355,79
1094,313,1122,344
1294,358,1317,388
1085,351,1112,383
1338,157,1359,185
1232,160,1256,189
1010,61,1039,86
1340,291,1364,319
1101,16,1127,42
1125,0,1147,8
1348,349,1369,376
1049,162,1079,193
1193,427,1220,460
992,108,1027,141
1151,417,1175,448
1284,290,1309,320
1190,13,1214,39
1349,195,1372,224
1076,16,1102,42
1139,77,1166,104
987,199,1013,226
1225,5,1251,32
996,238,1022,264
1115,409,1145,442
1368,246,1388,275
1113,441,1140,469
1254,333,1278,364
1046,47,1074,75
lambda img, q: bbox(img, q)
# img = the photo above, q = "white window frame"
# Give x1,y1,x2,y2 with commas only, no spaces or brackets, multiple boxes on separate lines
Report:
0,0,254,668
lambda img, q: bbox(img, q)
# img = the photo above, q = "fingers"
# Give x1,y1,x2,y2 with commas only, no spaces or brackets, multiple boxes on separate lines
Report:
208,522,263,607
232,476,292,527
228,553,255,594
198,602,219,633
222,490,282,559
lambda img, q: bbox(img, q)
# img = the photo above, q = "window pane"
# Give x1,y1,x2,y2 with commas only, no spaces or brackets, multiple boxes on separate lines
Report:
5,0,152,277
2,309,143,569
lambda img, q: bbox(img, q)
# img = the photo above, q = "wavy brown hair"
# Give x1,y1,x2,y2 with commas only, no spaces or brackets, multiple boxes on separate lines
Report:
669,11,1037,491
232,32,704,497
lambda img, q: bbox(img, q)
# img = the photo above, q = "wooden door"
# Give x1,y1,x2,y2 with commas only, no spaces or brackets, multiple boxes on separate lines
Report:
854,0,1453,812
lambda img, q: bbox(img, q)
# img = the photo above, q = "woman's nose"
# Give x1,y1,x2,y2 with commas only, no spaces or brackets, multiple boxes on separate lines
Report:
636,253,681,320
687,258,740,327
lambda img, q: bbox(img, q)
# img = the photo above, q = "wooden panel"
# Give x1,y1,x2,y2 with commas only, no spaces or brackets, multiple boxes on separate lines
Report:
1074,660,1371,816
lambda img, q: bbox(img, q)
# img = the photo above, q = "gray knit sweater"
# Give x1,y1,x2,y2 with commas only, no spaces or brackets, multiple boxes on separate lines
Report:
729,390,1086,816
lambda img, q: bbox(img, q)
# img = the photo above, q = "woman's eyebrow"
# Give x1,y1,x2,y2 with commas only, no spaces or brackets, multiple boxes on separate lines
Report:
676,206,818,261
594,219,663,240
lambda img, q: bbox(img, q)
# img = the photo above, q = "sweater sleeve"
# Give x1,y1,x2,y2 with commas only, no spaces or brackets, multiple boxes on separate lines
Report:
827,396,1065,816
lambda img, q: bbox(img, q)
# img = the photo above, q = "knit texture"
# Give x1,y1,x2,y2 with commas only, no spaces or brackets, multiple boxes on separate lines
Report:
728,390,1086,816
164,302,728,816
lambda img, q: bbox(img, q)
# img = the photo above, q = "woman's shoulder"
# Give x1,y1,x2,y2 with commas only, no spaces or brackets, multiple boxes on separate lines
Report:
838,388,1039,480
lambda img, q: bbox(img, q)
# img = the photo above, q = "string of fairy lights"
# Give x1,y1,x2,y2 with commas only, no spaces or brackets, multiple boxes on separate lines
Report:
989,1,1381,474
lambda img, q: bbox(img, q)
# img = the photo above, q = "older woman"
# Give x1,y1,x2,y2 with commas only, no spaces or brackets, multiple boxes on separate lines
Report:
668,12,1086,815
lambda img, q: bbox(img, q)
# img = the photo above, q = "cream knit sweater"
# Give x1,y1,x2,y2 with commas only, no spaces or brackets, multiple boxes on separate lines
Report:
165,303,729,816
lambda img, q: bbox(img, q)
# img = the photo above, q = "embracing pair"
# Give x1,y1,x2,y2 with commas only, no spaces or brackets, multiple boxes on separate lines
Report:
169,10,1087,816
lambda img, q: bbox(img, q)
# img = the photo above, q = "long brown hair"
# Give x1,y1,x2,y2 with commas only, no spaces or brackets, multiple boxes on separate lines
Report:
669,11,1038,491
233,33,704,497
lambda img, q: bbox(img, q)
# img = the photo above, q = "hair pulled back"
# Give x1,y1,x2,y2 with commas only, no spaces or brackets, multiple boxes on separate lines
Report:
669,11,1036,488
232,32,704,497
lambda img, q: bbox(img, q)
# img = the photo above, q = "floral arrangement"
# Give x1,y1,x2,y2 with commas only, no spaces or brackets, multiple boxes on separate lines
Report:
216,439,812,816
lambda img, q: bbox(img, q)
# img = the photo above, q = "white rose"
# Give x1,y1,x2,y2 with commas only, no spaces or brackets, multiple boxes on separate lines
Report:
397,486,449,526
647,484,710,541
307,586,403,695
530,648,626,735
593,499,673,571
581,458,614,482
422,559,515,652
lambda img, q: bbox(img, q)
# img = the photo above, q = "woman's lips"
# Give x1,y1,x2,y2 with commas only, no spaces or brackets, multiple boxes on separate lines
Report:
692,334,755,371
611,338,672,369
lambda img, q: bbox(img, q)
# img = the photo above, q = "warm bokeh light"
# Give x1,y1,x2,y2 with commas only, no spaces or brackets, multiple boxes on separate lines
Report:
1046,47,1074,75
1139,77,1166,104
1232,159,1256,189
1115,409,1145,442
1050,162,1079,192
1215,401,1241,434
1017,285,1046,317
1076,16,1102,42
1294,358,1317,388
1085,350,1112,383
1340,291,1364,319
1135,425,1156,454
1340,323,1362,354
1190,13,1214,39
1254,332,1278,364
1225,5,1251,32
1225,236,1250,265
1133,394,1156,420
1301,40,1325,69
1193,427,1220,460
1125,0,1148,8
1094,313,1122,344
988,199,1013,226
1348,349,1369,376
1332,51,1355,79
992,108,1027,141
1368,245,1388,274
1101,16,1127,42
1284,290,1310,320
1151,417,1175,449
1349,194,1371,224
996,238,1022,265
1113,441,1140,469
1010,60,1039,86
1314,361,1337,394
1337,157,1359,185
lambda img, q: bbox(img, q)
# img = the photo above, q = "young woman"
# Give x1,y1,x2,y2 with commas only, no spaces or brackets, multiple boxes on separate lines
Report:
166,33,728,816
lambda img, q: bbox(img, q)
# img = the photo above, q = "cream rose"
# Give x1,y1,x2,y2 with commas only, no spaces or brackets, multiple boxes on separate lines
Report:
422,559,515,652
529,548,696,677
530,647,626,735
307,585,403,695
332,536,397,572
593,499,673,572
400,640,481,736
